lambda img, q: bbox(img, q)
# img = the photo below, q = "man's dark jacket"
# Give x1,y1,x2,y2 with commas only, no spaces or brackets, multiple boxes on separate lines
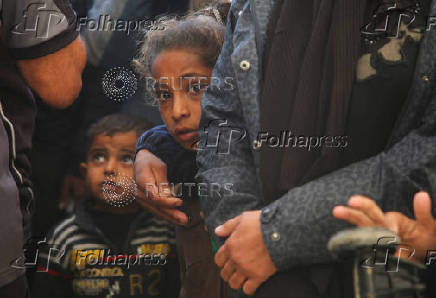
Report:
196,0,436,297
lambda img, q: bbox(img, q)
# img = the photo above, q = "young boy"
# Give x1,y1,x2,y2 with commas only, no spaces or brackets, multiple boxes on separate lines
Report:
32,114,179,298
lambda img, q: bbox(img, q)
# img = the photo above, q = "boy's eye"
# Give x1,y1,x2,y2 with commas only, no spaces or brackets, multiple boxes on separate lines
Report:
92,154,105,162
121,155,133,164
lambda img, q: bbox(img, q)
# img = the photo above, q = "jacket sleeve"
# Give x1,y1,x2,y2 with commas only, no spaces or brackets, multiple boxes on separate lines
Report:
259,86,436,270
195,8,266,248
136,125,197,183
136,125,181,163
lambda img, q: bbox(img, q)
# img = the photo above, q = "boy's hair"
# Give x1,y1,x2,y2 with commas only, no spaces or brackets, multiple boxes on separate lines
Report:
133,1,230,100
85,114,153,156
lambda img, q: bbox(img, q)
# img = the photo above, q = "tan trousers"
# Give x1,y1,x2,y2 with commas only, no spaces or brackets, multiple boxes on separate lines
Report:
176,200,229,298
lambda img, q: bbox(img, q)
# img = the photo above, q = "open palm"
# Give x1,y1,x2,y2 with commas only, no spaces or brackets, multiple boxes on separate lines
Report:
333,192,436,262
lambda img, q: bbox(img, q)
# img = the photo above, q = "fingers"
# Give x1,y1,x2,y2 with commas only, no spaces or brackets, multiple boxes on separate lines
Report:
382,212,403,235
134,149,169,201
347,195,385,225
136,187,183,208
332,206,348,220
242,279,262,296
215,244,229,268
413,192,435,227
151,162,168,189
332,206,376,226
220,260,236,281
134,150,189,225
137,201,176,224
136,198,188,225
150,194,183,208
228,270,247,289
135,166,157,200
333,195,386,227
157,207,188,225
215,215,241,237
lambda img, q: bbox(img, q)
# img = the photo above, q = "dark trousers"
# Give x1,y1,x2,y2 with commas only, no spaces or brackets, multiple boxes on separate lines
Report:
254,262,353,298
0,275,29,298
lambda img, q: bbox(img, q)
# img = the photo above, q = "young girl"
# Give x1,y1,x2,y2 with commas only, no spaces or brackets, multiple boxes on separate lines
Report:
133,2,231,298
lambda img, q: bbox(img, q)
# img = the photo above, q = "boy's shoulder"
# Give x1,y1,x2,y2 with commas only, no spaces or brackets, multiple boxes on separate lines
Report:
38,214,86,270
45,213,82,246
41,213,111,271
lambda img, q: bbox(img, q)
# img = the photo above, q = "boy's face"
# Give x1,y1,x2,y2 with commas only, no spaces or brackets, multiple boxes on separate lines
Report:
152,49,213,151
81,131,137,207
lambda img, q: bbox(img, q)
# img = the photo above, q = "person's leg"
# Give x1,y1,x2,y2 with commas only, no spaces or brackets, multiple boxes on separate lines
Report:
0,275,29,298
254,262,353,298
176,200,229,298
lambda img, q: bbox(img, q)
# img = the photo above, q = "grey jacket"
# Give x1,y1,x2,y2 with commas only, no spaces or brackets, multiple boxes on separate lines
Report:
196,0,436,272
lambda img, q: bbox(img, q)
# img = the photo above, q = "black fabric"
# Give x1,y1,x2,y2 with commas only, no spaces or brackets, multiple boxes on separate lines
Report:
342,0,431,166
89,206,141,250
259,0,285,83
31,96,79,238
10,29,79,60
2,0,80,60
259,0,429,200
70,0,94,19
422,260,436,298
255,261,354,298
260,0,367,201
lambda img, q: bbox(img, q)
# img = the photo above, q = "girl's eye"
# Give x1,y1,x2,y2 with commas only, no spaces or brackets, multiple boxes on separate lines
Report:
157,91,172,103
189,84,207,94
121,155,133,164
93,154,105,162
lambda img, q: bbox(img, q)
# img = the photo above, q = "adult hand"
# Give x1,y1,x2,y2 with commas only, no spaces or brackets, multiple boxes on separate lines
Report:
215,210,277,295
58,174,86,210
332,192,436,261
134,149,188,225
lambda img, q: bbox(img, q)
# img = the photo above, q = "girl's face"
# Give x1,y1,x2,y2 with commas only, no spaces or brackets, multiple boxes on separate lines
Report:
152,49,213,151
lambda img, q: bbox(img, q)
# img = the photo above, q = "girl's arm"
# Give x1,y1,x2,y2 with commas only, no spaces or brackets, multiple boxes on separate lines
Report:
134,125,196,225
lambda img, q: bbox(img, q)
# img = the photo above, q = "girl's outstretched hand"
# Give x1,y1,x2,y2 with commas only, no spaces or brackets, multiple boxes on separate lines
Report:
134,149,188,226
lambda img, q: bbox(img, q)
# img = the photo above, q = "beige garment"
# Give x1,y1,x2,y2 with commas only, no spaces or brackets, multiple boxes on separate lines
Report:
175,199,229,298
189,0,215,10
